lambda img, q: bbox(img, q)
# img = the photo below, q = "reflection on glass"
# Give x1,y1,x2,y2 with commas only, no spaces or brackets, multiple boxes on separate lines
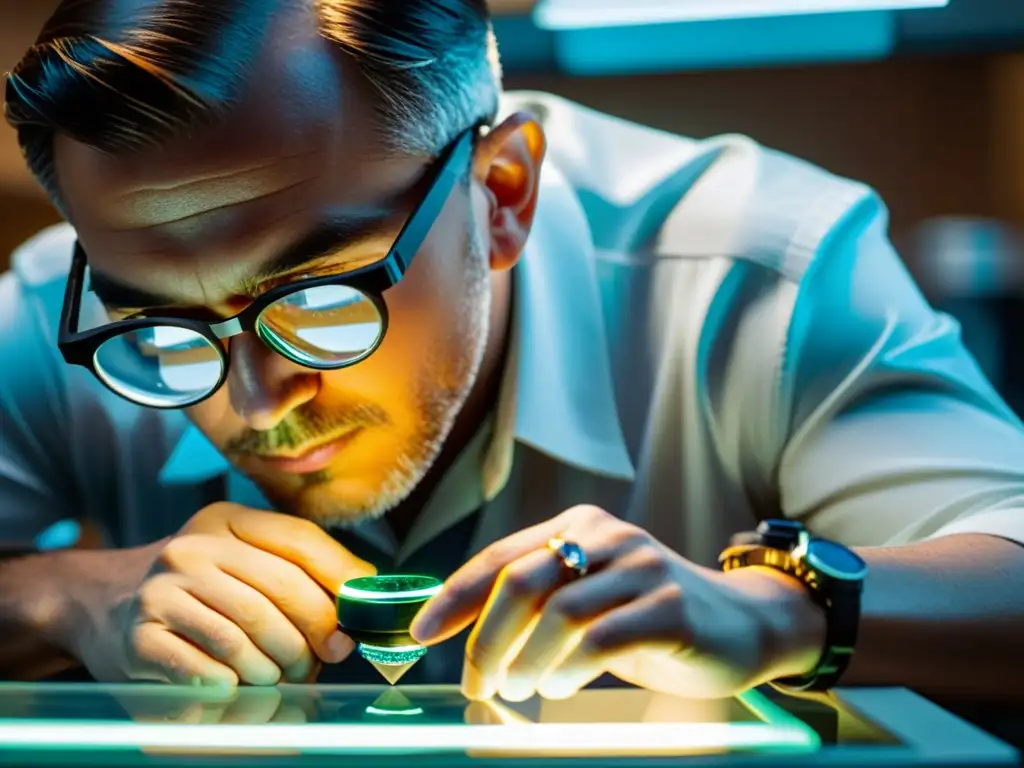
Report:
363,689,424,718
0,684,823,757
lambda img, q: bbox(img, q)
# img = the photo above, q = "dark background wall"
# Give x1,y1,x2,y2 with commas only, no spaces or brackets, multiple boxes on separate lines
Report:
2,2,1024,272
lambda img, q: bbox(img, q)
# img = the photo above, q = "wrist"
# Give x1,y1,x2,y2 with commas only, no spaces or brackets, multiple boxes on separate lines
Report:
23,543,158,657
725,565,826,681
0,550,78,651
61,542,164,656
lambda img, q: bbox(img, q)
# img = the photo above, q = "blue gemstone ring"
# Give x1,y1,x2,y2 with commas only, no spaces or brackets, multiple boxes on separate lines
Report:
547,537,590,578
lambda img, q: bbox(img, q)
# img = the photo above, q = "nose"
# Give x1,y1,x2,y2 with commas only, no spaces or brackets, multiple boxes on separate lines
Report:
226,333,321,431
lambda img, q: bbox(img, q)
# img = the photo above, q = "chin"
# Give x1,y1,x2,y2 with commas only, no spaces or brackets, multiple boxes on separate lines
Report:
236,428,425,526
288,477,401,528
265,454,429,529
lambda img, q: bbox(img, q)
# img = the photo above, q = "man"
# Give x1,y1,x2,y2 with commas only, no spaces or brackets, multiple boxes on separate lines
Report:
1,0,1022,703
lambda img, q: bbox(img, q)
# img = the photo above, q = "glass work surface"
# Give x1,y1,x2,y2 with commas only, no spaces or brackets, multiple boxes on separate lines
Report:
0,683,822,759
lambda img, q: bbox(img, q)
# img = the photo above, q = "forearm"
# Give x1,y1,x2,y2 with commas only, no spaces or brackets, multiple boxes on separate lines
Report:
0,551,82,680
843,533,1024,700
768,533,1024,700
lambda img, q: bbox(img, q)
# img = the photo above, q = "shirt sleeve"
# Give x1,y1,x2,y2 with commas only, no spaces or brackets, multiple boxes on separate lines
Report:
0,231,81,548
772,192,1024,547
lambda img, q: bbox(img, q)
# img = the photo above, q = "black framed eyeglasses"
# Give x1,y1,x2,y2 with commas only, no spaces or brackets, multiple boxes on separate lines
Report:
58,128,477,410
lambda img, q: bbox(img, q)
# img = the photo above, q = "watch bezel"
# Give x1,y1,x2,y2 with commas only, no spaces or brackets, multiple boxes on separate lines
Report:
804,538,868,582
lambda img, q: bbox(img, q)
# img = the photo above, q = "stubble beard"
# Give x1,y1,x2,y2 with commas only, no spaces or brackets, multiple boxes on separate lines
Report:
304,221,493,529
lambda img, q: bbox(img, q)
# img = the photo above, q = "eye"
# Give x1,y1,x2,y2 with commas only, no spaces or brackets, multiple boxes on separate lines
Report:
267,256,389,290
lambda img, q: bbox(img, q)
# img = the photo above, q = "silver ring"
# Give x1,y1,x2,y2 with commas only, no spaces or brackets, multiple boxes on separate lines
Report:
547,537,589,578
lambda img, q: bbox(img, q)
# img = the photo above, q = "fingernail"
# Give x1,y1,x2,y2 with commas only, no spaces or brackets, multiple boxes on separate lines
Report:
461,660,496,701
537,669,584,701
325,632,355,663
498,677,535,703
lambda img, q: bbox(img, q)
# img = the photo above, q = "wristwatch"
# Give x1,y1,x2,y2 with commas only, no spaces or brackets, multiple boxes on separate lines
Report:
718,519,867,692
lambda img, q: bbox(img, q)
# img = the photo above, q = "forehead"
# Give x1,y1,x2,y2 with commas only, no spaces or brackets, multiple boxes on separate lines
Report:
54,24,426,305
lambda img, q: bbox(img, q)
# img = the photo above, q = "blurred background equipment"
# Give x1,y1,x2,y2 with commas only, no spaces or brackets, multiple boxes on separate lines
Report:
906,218,1024,415
2,0,1024,415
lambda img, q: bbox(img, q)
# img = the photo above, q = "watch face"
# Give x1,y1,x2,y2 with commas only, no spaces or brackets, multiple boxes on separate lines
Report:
805,539,868,581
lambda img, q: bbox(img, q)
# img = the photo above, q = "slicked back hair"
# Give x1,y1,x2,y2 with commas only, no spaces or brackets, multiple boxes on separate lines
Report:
4,0,502,210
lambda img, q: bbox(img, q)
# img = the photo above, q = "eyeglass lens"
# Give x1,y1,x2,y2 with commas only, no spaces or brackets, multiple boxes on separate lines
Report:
92,285,385,406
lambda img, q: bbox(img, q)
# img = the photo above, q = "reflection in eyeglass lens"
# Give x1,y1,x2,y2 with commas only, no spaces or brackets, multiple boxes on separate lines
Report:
258,285,384,364
94,326,223,406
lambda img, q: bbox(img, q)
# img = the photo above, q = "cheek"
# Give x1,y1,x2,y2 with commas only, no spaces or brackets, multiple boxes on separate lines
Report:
185,390,241,447
374,210,476,359
316,272,452,411
316,235,478,414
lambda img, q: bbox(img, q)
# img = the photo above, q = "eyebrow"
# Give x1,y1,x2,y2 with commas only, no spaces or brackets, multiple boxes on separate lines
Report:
89,210,399,311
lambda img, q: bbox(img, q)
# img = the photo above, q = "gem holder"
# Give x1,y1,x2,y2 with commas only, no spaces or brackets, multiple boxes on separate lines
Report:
336,575,443,685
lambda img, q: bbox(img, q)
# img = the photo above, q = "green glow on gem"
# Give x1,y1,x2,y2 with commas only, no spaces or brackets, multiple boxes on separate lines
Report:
358,644,427,666
364,706,425,717
340,575,443,603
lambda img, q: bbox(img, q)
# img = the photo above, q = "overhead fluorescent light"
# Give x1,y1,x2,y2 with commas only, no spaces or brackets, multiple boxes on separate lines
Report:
534,0,950,29
548,11,897,74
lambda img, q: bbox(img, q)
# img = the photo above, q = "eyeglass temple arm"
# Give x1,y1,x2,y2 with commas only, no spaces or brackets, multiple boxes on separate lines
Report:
59,244,88,344
389,129,476,274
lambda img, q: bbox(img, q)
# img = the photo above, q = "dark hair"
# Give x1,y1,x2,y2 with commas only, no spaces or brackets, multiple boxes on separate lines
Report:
4,0,501,209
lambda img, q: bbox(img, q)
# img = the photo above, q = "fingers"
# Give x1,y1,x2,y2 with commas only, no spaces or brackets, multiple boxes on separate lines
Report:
219,506,377,594
199,536,353,664
448,515,659,701
140,581,281,686
126,504,369,687
538,585,683,700
413,506,611,645
412,523,563,645
130,622,239,687
183,569,318,683
499,566,648,702
462,548,563,700
455,532,678,702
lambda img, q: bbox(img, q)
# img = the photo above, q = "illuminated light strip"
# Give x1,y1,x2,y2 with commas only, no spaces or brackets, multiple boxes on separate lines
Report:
534,0,949,29
360,644,424,654
0,722,817,753
338,583,442,603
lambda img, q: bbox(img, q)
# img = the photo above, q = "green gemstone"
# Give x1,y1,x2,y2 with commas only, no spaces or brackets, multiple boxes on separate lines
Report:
358,643,427,666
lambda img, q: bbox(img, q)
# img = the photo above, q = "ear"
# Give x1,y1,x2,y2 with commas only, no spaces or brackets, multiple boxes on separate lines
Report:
473,112,547,272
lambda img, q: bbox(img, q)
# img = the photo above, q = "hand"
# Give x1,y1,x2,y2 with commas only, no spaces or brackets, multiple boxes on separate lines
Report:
411,505,824,701
68,502,375,686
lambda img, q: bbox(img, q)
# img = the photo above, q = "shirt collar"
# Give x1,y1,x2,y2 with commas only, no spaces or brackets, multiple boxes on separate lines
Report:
160,138,635,497
481,157,636,499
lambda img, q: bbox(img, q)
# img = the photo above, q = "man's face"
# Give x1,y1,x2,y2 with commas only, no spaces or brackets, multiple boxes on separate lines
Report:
53,25,507,527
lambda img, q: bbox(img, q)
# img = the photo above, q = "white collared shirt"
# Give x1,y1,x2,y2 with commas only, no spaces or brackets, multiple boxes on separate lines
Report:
3,91,1024,568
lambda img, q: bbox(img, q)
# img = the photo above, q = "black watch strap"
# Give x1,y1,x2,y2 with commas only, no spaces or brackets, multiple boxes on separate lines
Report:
773,576,863,692
720,522,865,693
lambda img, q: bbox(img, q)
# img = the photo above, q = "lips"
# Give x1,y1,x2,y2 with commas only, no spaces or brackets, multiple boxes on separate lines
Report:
256,428,363,475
